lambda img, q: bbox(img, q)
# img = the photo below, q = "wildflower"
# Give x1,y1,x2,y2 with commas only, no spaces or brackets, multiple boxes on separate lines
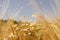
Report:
26,23,29,25
13,35,17,38
29,22,34,26
12,24,17,27
8,33,13,37
32,14,37,17
28,32,31,35
23,28,29,31
30,27,34,30
8,35,12,37
16,27,20,30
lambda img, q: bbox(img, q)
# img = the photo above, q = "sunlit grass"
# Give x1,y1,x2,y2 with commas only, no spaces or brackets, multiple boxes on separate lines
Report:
0,0,60,40
0,19,60,40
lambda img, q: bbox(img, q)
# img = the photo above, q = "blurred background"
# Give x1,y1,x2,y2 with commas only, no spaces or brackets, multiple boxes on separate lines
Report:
0,0,60,22
0,0,60,40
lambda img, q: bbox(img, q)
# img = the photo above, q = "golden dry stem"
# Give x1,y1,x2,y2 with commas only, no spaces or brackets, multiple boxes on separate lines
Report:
0,19,60,40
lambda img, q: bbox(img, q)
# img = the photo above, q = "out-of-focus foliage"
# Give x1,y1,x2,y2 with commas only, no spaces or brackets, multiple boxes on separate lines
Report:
0,19,60,40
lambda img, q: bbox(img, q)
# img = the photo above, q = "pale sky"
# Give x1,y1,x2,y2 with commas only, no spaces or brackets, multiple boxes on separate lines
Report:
0,0,60,21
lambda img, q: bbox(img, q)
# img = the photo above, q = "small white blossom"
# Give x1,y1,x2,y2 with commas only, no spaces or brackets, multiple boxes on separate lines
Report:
16,27,19,30
8,33,13,37
12,24,17,27
28,32,31,35
26,24,28,25
23,28,29,31
29,23,34,26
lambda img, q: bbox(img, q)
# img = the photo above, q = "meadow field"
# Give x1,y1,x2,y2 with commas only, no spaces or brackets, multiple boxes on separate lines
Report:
0,19,60,40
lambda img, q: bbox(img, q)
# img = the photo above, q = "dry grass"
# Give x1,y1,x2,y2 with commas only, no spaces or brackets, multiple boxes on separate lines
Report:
0,19,60,40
